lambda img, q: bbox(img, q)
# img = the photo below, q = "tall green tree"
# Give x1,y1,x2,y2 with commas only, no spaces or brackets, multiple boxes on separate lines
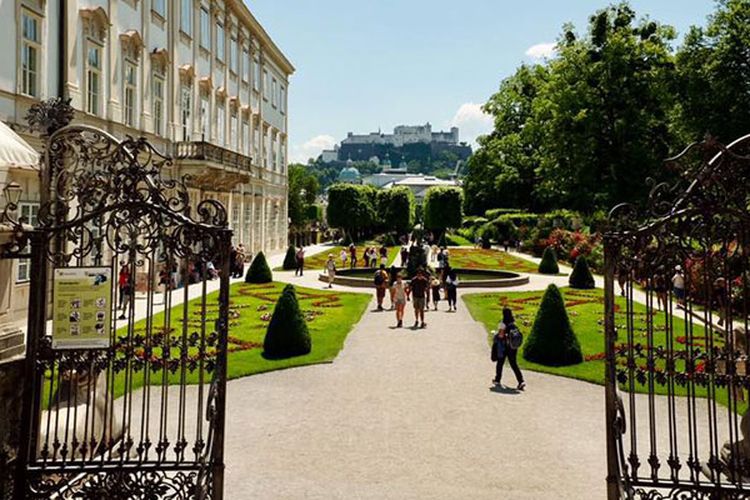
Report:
288,164,320,227
463,64,549,215
326,184,377,241
377,187,416,235
535,4,677,212
673,0,750,144
423,187,463,235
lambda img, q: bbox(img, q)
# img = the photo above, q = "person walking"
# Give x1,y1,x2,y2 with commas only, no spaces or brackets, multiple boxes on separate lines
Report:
430,275,441,311
340,248,348,268
388,265,398,310
407,268,429,329
672,265,686,306
400,245,409,267
295,246,305,276
374,264,389,311
349,244,358,269
235,244,246,278
379,245,389,267
491,308,525,390
325,254,337,288
118,262,131,320
445,268,459,311
392,273,408,328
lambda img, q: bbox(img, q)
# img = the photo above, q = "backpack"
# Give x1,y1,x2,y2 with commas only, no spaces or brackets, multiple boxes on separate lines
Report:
374,271,385,286
507,323,523,350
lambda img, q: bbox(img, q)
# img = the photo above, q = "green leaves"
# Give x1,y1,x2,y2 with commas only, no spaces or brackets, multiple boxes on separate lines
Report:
423,187,463,232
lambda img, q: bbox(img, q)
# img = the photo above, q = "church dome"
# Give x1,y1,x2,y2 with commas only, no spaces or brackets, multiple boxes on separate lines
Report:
338,166,361,183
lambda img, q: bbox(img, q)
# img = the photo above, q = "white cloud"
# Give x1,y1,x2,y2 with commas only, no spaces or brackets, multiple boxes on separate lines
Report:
449,103,494,149
290,134,337,164
525,42,556,61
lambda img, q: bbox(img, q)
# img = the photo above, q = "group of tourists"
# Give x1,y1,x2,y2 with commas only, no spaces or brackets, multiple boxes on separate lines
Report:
338,244,390,269
372,264,460,327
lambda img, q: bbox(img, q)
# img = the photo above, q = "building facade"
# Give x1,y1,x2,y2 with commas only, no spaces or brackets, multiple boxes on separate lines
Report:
0,0,293,359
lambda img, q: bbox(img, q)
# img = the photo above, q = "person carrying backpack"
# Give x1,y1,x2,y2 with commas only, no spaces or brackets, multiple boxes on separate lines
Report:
374,264,389,311
491,307,526,390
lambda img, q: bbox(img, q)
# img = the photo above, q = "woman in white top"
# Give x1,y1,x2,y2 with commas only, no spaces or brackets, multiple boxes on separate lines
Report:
392,273,408,328
339,249,348,267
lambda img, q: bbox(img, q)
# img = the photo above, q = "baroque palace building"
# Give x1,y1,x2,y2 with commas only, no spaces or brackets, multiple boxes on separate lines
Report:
0,0,293,360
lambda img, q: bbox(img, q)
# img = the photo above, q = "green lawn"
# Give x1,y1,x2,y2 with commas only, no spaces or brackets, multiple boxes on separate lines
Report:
448,248,541,274
278,245,400,271
106,282,370,399
446,233,473,246
464,288,740,410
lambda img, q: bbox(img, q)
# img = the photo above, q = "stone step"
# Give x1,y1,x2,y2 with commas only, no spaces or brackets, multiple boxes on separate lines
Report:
0,343,25,362
0,329,24,351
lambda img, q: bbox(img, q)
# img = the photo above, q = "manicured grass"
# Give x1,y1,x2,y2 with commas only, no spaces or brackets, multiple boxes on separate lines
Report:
464,288,740,410
447,248,541,274
446,233,473,246
108,282,370,399
279,245,400,272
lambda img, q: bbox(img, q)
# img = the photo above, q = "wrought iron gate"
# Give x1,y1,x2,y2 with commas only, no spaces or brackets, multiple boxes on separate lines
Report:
4,126,231,499
604,135,750,499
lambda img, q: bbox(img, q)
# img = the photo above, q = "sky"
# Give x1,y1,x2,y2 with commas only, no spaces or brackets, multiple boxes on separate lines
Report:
244,0,716,164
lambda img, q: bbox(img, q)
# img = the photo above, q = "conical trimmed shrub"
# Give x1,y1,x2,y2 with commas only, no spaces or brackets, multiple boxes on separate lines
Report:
282,246,297,270
245,251,273,283
569,256,595,289
263,284,311,359
523,284,583,366
538,246,560,274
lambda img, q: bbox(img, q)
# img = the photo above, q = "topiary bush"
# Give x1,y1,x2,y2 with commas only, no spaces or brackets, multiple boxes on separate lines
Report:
245,251,273,283
569,256,596,289
263,284,311,359
538,246,560,274
282,246,297,270
522,284,583,366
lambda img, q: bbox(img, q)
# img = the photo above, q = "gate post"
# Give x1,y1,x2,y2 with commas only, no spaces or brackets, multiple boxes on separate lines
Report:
13,231,47,499
211,229,232,500
604,240,621,500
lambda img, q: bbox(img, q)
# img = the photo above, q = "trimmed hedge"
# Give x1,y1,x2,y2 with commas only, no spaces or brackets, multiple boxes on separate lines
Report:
522,284,583,366
263,284,311,359
282,246,298,270
569,256,595,289
245,251,273,283
538,247,560,274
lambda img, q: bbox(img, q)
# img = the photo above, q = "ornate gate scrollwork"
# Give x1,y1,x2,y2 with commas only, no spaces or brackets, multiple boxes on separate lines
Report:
604,135,750,499
5,125,231,499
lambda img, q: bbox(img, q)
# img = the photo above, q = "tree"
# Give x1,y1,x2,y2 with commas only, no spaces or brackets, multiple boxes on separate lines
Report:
288,164,320,228
282,246,297,270
522,284,583,366
673,0,750,144
569,256,596,289
263,284,311,359
245,251,273,283
377,187,415,235
534,4,676,212
463,64,549,215
326,184,377,241
423,187,463,237
538,247,560,274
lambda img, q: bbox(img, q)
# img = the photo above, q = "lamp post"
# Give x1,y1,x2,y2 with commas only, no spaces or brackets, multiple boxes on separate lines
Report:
3,181,22,208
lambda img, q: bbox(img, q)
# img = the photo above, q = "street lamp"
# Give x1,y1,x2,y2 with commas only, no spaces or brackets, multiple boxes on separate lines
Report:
3,181,22,207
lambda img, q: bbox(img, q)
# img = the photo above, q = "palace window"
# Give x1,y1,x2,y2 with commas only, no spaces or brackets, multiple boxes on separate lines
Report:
230,38,238,74
153,72,164,135
180,0,192,36
200,92,209,138
16,202,39,282
153,0,166,17
253,58,260,90
216,22,225,62
263,69,269,99
216,100,225,146
200,7,210,49
244,205,252,243
242,117,249,155
242,48,250,82
21,11,41,97
181,83,192,141
280,86,286,113
123,61,137,127
86,43,102,115
230,107,238,150
271,78,277,108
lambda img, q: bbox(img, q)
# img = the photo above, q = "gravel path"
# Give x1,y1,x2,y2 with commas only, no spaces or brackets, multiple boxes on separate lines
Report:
223,286,608,499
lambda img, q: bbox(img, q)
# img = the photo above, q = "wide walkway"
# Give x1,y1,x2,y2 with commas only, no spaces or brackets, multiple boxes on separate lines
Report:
224,246,607,499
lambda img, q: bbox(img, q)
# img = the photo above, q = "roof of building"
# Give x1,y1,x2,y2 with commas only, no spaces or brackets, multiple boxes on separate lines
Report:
231,0,295,75
338,166,361,182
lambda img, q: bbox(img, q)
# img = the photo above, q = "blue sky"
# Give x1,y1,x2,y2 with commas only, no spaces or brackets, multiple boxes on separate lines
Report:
244,0,716,163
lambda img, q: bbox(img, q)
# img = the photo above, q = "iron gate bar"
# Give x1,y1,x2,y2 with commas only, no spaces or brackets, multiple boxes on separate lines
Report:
604,133,750,499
